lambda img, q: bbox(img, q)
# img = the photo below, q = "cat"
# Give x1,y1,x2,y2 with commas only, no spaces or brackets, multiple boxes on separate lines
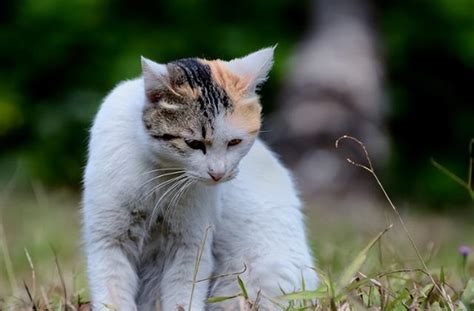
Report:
82,47,318,311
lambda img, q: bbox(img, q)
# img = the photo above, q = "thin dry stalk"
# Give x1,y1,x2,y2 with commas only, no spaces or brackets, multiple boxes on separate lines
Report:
23,281,37,310
196,264,247,283
0,218,17,295
430,138,474,200
431,159,473,199
52,246,68,311
25,248,37,299
0,162,20,204
188,225,213,311
469,138,473,191
41,286,50,310
251,290,262,311
335,135,454,310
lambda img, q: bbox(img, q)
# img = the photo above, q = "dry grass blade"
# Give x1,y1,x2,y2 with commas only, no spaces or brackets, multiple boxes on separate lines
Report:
335,135,454,310
41,286,50,310
188,225,214,311
196,264,247,283
25,248,36,299
430,138,473,200
0,218,17,296
431,159,474,200
469,138,473,191
23,281,37,310
51,246,68,311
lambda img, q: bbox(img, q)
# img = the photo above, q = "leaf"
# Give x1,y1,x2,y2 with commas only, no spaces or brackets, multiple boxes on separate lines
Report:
385,289,410,311
455,301,468,311
421,284,434,297
429,302,443,311
461,278,474,308
237,276,249,300
207,295,240,303
279,287,328,301
440,266,445,285
337,225,392,291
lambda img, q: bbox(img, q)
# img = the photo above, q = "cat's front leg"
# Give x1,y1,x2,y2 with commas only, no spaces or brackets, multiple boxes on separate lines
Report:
83,202,141,311
159,229,213,311
86,241,139,310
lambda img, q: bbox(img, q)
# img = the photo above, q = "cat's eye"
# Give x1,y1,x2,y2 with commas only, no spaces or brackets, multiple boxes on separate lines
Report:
185,139,206,153
152,134,179,141
228,139,242,147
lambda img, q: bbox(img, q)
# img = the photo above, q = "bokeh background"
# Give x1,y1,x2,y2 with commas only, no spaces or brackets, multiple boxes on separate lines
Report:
1,0,473,204
0,0,473,302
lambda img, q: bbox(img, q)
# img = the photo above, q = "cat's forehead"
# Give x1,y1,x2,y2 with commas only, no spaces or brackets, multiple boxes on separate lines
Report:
170,58,229,114
167,57,257,129
168,58,250,106
143,57,261,139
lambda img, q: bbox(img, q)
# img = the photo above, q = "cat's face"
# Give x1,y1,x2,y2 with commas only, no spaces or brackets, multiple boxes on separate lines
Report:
141,47,274,184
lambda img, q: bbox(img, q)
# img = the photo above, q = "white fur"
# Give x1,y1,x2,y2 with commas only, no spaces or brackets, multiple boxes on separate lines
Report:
83,51,317,311
226,46,276,92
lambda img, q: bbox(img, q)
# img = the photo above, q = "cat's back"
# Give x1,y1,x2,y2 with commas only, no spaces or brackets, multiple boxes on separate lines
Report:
90,78,144,139
85,78,147,199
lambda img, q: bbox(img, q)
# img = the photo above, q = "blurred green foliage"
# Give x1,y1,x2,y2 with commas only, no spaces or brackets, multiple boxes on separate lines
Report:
0,0,472,206
0,0,308,186
380,0,474,205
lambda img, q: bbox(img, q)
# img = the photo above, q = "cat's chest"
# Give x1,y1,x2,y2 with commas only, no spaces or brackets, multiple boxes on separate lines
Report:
127,184,220,235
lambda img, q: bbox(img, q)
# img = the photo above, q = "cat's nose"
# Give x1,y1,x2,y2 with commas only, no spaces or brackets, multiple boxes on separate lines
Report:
208,172,224,181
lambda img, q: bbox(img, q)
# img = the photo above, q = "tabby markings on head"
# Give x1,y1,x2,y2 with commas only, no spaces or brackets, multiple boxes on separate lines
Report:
171,58,231,125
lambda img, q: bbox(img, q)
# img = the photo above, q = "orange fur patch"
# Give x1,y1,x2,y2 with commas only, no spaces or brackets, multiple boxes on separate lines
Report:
200,59,262,135
225,97,262,134
199,59,262,135
200,59,250,101
174,83,201,100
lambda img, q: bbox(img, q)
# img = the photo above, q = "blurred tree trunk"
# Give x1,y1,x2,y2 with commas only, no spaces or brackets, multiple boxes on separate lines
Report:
268,0,388,200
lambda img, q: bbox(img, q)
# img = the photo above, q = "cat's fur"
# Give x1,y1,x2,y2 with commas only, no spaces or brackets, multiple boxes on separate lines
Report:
82,47,318,311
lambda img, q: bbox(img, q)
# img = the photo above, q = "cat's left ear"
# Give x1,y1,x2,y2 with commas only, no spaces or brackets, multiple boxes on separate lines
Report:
226,46,275,94
141,56,171,102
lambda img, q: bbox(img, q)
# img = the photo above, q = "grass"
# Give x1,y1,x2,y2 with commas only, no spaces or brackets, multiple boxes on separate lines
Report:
0,137,473,310
0,190,473,309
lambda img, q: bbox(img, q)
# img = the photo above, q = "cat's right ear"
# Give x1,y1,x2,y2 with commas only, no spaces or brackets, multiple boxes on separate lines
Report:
141,56,170,102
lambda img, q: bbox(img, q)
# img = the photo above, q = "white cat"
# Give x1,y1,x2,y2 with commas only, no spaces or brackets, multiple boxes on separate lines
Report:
82,47,317,311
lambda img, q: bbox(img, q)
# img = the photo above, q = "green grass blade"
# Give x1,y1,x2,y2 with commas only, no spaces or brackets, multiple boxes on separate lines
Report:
279,287,328,300
207,295,240,303
237,276,249,300
440,266,445,285
337,225,392,291
431,158,472,198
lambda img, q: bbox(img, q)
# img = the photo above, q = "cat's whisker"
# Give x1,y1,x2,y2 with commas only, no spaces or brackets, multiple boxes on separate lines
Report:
163,178,195,227
170,177,192,208
141,167,184,175
161,178,191,228
144,174,186,199
169,178,197,228
169,178,194,212
140,170,186,188
159,177,192,230
149,176,189,229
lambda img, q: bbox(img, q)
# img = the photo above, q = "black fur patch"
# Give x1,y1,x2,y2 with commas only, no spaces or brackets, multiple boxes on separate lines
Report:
171,58,231,121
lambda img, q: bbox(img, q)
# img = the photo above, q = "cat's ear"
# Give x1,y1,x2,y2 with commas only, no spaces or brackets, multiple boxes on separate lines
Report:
141,56,171,102
226,46,275,93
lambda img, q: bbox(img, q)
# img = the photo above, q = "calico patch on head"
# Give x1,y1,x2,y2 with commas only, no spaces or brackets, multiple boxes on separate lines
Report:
141,47,274,155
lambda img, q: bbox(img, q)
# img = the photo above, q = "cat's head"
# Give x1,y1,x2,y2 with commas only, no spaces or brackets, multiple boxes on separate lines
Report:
140,47,274,184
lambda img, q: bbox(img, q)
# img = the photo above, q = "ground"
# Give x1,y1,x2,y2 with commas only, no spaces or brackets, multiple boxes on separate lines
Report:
0,186,473,309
